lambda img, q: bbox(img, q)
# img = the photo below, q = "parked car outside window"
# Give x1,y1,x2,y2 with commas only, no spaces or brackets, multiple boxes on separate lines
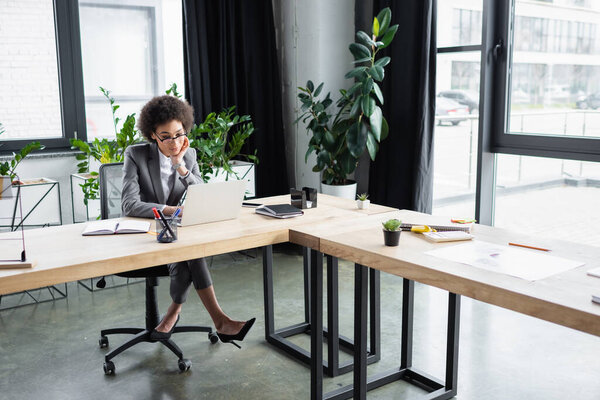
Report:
435,97,469,126
437,90,479,114
575,92,600,110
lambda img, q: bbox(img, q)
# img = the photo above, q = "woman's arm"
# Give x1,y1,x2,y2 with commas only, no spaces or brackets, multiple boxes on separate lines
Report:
121,146,165,218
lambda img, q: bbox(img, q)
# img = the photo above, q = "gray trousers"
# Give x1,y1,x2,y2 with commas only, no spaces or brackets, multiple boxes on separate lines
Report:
168,258,213,304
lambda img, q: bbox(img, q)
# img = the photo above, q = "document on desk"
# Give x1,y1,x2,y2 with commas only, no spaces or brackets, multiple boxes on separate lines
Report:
426,241,584,281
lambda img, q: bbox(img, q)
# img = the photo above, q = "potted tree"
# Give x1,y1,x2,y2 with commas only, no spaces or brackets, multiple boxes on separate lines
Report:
296,7,398,199
382,218,402,246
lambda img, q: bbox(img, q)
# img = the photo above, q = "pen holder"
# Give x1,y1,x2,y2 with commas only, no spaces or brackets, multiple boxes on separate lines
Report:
156,216,180,243
290,187,318,209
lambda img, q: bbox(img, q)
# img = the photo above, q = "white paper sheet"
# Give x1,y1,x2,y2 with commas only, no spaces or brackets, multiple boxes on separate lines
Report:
426,240,584,281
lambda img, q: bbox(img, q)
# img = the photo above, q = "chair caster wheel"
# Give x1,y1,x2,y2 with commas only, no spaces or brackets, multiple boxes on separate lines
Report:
99,336,109,348
178,358,192,372
103,360,115,375
208,332,219,344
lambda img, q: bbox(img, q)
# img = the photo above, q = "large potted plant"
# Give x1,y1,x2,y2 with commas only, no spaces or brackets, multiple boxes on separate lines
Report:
296,7,397,199
188,106,258,196
70,87,143,220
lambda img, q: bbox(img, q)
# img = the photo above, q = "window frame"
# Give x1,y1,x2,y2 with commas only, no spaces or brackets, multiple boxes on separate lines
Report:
0,0,87,154
490,0,600,163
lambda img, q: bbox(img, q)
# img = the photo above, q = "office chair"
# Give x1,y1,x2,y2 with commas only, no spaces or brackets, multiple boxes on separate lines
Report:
97,162,218,375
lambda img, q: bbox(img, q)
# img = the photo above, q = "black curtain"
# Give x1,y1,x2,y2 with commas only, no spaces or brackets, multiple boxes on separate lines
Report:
182,0,288,197
368,0,436,213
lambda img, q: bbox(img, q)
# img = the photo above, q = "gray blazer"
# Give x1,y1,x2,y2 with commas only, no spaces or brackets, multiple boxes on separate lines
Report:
121,142,202,218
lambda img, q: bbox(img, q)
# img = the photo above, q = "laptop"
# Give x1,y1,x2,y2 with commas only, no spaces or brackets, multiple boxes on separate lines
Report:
179,180,246,227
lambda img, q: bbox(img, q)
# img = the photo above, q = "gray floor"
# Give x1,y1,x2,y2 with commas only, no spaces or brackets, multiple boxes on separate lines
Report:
1,246,599,400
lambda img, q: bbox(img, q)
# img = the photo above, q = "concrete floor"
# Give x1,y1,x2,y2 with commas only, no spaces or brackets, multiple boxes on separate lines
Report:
1,246,600,400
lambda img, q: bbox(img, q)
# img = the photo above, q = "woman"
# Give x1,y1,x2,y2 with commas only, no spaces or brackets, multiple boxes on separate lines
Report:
121,95,254,346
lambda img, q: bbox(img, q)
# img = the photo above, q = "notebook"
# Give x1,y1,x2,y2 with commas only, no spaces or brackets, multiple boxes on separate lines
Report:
586,267,600,278
255,204,303,219
421,230,474,243
179,180,246,227
82,220,150,236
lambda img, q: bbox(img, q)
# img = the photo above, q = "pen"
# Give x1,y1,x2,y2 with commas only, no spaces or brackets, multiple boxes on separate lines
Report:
508,242,550,252
153,207,175,240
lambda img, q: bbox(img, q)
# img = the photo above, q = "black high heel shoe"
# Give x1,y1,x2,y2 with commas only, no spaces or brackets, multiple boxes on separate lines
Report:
150,314,180,341
217,318,256,349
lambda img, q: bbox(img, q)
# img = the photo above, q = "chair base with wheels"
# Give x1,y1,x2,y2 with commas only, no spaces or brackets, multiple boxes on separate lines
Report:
99,267,219,375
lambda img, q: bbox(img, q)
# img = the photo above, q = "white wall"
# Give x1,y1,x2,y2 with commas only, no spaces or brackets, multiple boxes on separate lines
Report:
274,0,355,190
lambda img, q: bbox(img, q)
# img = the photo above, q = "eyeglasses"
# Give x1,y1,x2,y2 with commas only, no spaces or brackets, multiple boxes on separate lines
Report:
154,132,188,143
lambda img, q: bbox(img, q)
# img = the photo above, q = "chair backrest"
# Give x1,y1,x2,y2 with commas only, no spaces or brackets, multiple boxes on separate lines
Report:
99,163,124,220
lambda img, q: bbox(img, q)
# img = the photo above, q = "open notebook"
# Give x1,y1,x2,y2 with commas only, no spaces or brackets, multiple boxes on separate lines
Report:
82,220,150,236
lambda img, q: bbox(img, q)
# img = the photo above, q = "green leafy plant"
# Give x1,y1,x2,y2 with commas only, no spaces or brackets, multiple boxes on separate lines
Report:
357,192,369,201
70,87,143,205
188,106,258,183
0,123,45,181
382,218,402,232
163,83,259,183
296,8,397,185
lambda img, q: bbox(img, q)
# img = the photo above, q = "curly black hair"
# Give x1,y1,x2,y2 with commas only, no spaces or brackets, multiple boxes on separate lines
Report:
137,95,195,142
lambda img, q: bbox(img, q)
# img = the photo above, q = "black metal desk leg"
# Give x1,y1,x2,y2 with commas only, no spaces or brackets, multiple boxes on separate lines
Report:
263,245,275,338
401,278,415,369
310,249,324,400
369,269,381,361
353,263,368,399
446,292,461,396
327,255,340,376
304,246,311,323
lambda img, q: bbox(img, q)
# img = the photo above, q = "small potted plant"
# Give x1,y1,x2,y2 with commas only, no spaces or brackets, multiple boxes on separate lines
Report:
382,218,402,246
356,193,370,209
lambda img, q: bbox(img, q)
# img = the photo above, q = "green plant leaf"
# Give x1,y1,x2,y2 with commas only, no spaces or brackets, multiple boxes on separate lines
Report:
366,132,378,161
352,57,372,64
372,17,380,37
356,31,374,47
381,116,389,141
323,130,336,151
317,149,330,168
374,56,391,68
361,95,376,117
350,97,362,117
307,80,314,92
362,77,373,95
347,121,368,158
349,43,370,61
369,106,383,141
369,65,384,81
313,82,324,97
376,8,391,37
337,149,357,177
347,82,363,96
344,66,368,79
373,82,384,104
379,24,398,49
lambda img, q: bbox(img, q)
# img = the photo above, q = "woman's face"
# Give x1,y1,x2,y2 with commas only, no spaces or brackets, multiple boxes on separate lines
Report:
152,119,186,157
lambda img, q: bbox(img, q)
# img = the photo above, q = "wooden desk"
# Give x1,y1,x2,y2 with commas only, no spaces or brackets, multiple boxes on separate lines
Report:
290,209,600,399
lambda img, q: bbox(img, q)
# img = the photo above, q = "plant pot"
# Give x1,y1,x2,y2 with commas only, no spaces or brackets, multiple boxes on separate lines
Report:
0,176,15,199
356,199,370,209
383,229,401,246
321,180,357,200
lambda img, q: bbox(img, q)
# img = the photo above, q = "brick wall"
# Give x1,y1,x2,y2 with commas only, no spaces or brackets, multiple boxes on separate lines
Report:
0,0,62,140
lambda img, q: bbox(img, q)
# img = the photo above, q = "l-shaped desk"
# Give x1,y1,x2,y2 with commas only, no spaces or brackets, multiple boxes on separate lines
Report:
1,194,599,400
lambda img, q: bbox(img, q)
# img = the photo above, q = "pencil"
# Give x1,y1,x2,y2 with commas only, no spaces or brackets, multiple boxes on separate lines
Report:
508,242,550,252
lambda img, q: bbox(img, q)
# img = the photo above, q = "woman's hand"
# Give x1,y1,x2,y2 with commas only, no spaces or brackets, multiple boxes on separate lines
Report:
170,136,190,166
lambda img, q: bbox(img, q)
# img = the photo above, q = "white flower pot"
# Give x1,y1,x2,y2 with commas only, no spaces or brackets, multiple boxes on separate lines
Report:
207,160,256,197
320,180,357,200
356,199,370,209
0,176,15,199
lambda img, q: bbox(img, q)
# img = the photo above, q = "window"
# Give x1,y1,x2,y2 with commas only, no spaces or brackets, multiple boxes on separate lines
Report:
79,0,184,140
0,0,185,152
433,1,483,218
0,0,63,141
